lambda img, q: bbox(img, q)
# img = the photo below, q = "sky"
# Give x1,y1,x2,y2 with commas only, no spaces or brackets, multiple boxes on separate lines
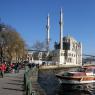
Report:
0,0,95,55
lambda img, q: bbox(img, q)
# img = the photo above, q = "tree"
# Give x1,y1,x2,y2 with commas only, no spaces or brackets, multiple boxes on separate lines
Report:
32,40,46,51
0,23,26,63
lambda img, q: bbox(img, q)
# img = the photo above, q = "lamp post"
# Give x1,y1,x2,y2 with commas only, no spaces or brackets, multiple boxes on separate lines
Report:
0,38,4,63
15,45,18,63
0,47,3,63
0,25,6,63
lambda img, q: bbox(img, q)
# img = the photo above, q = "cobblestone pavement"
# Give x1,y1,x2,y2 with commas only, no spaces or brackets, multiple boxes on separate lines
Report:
0,70,24,95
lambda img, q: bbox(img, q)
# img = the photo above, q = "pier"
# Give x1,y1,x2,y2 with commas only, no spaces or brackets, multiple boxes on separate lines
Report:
24,66,46,95
0,70,24,95
0,65,83,95
0,66,47,95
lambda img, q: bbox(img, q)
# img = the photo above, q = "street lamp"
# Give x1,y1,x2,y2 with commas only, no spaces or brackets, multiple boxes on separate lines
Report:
0,38,4,63
15,45,18,63
0,25,6,63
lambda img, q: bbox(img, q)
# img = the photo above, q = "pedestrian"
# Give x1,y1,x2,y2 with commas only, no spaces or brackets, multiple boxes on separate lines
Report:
0,63,6,78
0,64,2,77
14,63,19,73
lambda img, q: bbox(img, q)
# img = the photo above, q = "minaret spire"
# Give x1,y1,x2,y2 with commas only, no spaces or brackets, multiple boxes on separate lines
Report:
59,8,63,50
46,13,50,51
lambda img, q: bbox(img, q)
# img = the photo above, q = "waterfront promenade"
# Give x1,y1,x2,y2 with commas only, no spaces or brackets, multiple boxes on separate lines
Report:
0,70,24,95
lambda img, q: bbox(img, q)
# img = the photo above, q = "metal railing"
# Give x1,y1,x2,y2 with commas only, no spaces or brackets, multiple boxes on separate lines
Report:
24,65,38,95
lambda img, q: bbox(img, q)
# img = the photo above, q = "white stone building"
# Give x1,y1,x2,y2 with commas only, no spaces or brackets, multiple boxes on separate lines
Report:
52,8,82,66
52,36,82,66
27,8,82,66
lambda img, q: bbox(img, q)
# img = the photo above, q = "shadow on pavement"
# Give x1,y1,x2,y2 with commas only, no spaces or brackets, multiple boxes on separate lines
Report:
7,82,23,85
3,87,24,91
10,79,24,82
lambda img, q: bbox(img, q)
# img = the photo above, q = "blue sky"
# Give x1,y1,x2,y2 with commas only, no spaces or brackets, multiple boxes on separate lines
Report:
0,0,95,54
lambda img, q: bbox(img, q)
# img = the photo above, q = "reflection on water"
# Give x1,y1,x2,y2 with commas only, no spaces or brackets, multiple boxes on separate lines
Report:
56,83,95,95
38,69,95,95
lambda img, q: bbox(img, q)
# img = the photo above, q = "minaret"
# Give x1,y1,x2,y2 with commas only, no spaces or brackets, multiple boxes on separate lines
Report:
59,8,63,50
46,13,50,51
80,42,82,65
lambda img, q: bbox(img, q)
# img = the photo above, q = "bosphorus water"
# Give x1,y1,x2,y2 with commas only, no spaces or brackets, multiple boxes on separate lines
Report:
38,68,95,95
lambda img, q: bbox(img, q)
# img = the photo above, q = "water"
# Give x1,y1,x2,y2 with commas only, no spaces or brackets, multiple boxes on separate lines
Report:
38,68,95,95
56,83,95,95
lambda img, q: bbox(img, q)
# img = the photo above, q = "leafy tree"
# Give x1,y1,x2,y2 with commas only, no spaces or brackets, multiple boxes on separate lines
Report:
0,23,26,63
32,40,46,51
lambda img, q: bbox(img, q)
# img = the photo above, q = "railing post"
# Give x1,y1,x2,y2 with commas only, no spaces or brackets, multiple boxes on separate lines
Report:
24,66,38,95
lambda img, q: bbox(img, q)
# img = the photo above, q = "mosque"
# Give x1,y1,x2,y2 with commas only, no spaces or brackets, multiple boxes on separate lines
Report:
52,9,82,66
27,8,82,66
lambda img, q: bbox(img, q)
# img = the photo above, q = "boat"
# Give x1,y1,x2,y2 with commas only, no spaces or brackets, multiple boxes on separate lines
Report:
56,66,95,91
56,66,95,84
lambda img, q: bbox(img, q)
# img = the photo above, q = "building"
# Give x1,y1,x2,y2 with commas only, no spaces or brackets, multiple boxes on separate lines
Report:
27,49,48,64
27,8,82,66
52,8,82,66
52,36,82,66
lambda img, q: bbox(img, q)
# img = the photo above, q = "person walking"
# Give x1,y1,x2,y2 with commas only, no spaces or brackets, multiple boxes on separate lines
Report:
0,63,6,78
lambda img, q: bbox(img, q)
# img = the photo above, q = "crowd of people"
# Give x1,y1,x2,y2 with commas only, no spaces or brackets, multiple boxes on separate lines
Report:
0,62,24,78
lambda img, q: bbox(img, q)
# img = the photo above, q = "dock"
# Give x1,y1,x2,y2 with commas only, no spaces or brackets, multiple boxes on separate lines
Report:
30,77,46,95
0,68,46,95
24,66,46,95
0,70,24,95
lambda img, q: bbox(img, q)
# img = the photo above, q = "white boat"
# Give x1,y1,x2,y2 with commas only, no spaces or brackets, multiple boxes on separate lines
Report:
56,66,95,84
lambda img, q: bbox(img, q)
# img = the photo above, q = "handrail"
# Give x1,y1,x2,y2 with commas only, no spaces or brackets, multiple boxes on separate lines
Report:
24,66,38,95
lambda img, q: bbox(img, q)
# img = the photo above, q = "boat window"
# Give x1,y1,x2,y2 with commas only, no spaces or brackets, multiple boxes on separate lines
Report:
86,68,93,72
68,67,84,72
63,72,73,76
78,68,86,72
94,69,95,73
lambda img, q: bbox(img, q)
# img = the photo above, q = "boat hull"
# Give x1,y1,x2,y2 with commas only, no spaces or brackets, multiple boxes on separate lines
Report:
56,75,95,84
58,83,95,91
58,78,95,84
